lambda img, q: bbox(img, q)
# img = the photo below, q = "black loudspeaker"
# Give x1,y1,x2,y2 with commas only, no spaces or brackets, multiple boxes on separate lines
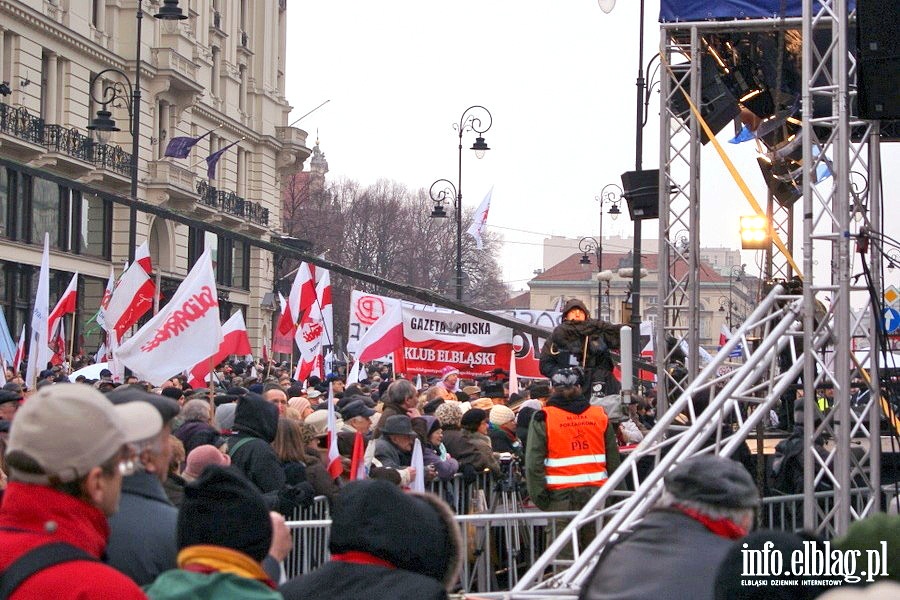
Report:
757,157,801,208
856,0,900,120
670,54,741,144
621,169,660,220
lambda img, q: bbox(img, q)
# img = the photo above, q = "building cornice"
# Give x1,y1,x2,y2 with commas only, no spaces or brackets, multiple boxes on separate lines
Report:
0,0,126,71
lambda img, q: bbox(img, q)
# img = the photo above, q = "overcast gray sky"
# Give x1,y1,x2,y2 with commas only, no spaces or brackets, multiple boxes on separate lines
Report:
285,1,900,297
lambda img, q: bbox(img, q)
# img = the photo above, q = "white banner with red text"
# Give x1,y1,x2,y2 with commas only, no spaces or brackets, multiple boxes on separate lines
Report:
347,291,561,378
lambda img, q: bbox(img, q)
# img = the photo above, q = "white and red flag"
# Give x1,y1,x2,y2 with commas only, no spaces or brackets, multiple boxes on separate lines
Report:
25,233,51,388
188,311,252,387
508,345,520,395
277,262,316,335
116,249,222,385
293,269,333,381
12,325,25,374
50,321,66,366
349,431,367,481
466,186,493,250
103,248,155,341
134,240,153,274
48,271,78,341
355,302,404,363
325,383,342,478
272,293,295,355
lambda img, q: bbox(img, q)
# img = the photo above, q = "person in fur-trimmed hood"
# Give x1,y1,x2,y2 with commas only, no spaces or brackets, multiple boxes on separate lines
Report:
539,298,624,398
280,479,462,600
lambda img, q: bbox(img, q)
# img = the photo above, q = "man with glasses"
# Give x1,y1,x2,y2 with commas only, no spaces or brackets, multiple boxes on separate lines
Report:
0,383,162,599
105,385,181,586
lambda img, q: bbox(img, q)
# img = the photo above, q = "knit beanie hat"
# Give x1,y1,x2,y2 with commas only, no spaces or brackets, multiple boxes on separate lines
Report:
460,408,488,431
435,402,463,428
177,465,272,562
489,404,515,427
183,444,231,480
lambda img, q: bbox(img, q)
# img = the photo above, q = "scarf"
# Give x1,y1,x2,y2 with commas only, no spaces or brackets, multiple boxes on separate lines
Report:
178,545,276,589
332,550,396,569
673,504,748,540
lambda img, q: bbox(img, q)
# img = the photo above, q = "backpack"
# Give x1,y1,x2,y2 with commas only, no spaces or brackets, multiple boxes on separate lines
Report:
0,543,97,599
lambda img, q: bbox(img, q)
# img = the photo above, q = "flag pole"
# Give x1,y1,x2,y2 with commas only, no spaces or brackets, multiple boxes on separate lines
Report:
153,271,161,315
68,313,76,374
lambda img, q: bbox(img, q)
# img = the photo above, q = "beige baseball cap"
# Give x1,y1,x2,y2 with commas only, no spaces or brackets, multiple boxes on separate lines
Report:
6,383,163,484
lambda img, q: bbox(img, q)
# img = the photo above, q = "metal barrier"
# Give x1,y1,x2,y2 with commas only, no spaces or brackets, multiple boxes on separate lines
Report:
283,486,884,593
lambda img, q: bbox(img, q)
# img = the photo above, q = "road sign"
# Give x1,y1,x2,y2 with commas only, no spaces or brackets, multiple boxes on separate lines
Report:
885,286,900,308
882,307,900,334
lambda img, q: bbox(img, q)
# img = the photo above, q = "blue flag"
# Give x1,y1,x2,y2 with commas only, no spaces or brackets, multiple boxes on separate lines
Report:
728,125,755,144
164,130,212,159
205,139,241,179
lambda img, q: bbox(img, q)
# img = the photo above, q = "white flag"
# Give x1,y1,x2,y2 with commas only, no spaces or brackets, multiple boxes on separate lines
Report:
466,186,493,250
25,234,51,388
116,249,223,384
508,349,519,395
410,438,425,493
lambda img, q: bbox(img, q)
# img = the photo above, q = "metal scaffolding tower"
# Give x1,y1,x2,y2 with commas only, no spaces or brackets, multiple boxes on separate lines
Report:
506,2,887,596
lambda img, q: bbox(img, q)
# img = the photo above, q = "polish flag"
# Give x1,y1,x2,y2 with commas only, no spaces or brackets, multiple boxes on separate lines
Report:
116,249,222,385
349,431,367,480
325,383,342,478
314,269,333,346
50,321,66,366
410,438,425,493
13,325,25,374
25,233,52,389
356,302,404,362
188,311,252,387
293,269,332,381
261,340,269,364
134,241,153,274
508,346,520,395
719,323,732,348
48,272,78,340
277,262,316,335
104,261,156,341
272,292,295,354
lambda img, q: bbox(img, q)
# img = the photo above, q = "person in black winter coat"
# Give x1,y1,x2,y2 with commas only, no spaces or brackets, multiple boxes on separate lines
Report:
226,393,314,514
540,298,623,398
279,479,462,600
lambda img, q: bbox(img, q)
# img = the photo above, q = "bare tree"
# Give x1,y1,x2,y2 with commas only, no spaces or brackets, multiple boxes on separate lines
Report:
280,175,509,349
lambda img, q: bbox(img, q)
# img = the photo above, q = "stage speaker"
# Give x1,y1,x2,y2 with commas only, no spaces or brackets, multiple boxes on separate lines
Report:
856,0,900,120
670,53,740,144
621,169,661,220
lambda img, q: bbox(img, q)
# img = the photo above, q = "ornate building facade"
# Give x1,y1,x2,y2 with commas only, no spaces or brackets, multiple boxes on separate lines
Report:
0,0,309,355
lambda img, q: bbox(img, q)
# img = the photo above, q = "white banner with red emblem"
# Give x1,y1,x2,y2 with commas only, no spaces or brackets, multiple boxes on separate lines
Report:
348,290,560,378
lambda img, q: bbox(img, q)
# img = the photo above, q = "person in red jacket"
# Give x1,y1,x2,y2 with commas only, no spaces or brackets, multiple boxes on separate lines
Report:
0,383,163,599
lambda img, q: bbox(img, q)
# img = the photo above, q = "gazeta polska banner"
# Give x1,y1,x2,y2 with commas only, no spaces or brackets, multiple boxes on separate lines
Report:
402,307,513,378
347,290,561,378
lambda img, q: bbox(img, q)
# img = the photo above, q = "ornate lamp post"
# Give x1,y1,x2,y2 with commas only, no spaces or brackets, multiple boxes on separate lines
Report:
428,105,492,301
87,0,186,262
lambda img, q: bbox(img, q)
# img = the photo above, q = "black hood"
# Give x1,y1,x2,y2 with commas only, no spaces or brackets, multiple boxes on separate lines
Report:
232,392,278,443
562,298,590,320
329,479,462,588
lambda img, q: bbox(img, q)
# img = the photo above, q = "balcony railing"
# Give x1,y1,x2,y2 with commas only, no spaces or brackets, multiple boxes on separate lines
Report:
0,101,133,176
196,179,269,226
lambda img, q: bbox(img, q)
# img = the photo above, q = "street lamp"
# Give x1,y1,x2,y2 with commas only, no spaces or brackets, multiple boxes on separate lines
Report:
579,236,614,320
723,264,745,328
599,0,653,365
428,105,492,302
87,0,186,262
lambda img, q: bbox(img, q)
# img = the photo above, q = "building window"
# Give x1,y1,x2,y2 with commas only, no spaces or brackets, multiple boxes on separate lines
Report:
0,168,7,239
238,64,246,113
31,176,62,248
211,46,221,98
75,192,111,259
232,239,249,289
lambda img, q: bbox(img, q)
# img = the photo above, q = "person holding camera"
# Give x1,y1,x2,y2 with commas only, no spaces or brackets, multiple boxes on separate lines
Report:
539,299,623,401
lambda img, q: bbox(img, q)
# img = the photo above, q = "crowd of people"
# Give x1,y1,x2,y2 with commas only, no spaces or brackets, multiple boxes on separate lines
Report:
0,296,895,598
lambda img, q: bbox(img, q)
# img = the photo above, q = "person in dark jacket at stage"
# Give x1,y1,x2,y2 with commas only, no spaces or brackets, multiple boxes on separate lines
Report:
539,298,623,399
279,479,462,600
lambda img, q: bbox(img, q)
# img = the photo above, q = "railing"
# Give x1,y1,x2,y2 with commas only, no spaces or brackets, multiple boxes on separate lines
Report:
282,482,887,595
44,125,95,163
0,101,133,176
0,102,45,144
196,179,269,226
